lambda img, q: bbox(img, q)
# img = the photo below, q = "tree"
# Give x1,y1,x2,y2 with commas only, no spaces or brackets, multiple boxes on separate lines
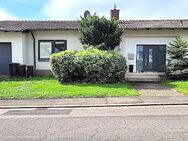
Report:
78,14,123,50
166,36,188,79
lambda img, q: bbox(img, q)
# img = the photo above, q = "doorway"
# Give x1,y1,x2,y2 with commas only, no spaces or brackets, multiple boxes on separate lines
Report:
136,45,166,72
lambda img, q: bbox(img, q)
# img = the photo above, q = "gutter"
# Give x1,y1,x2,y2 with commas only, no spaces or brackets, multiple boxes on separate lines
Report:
30,30,36,75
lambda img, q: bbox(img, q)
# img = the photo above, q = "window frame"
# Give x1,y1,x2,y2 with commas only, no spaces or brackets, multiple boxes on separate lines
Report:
38,40,67,62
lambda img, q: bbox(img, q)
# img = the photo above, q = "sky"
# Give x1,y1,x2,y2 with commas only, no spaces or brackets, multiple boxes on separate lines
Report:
0,0,188,21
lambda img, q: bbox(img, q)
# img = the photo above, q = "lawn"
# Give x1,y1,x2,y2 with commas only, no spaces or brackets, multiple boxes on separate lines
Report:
163,80,188,95
0,77,139,99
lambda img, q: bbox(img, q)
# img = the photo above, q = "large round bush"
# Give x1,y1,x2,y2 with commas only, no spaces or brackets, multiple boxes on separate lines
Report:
50,48,127,83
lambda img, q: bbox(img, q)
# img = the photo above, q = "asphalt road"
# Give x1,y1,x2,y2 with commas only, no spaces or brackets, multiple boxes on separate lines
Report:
0,105,188,141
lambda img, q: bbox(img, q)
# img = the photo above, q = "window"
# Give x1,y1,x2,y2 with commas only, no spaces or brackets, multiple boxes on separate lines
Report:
54,41,66,53
39,42,52,60
38,40,67,61
136,45,144,72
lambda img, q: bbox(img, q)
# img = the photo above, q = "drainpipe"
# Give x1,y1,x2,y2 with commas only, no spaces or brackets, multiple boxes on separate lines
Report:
30,30,36,75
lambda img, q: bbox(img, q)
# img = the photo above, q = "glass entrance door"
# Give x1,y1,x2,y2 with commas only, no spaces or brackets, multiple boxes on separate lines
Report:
143,46,158,71
136,45,166,72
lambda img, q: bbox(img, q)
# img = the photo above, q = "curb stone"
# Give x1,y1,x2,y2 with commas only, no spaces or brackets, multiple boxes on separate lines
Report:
1,102,188,109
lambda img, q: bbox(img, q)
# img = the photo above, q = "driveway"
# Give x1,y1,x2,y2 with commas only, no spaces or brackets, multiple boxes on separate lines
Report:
134,82,182,96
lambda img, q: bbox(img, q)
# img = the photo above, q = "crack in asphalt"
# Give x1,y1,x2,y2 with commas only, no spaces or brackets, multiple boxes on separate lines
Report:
0,111,188,140
89,120,101,141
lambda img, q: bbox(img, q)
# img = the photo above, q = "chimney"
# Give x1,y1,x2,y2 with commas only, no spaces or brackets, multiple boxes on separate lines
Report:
110,4,120,20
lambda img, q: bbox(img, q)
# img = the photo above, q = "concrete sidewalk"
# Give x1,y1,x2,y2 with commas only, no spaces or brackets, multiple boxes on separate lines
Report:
1,96,188,109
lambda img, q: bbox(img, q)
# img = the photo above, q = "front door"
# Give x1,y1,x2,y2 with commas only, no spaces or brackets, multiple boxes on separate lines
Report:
136,45,166,72
143,46,158,71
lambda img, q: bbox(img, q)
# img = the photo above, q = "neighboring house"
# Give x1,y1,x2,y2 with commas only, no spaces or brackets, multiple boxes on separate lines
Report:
0,7,188,77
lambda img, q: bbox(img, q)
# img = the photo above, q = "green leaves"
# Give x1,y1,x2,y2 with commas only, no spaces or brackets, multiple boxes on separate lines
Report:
78,13,123,50
50,48,127,83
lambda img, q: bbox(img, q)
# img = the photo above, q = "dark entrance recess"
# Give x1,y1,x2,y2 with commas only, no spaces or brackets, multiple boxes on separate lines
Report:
136,45,166,72
0,43,12,75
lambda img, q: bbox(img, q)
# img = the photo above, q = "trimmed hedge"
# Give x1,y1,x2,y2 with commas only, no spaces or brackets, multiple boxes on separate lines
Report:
50,48,127,83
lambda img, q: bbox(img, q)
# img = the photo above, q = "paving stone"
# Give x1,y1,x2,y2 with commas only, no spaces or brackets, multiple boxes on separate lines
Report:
134,83,182,96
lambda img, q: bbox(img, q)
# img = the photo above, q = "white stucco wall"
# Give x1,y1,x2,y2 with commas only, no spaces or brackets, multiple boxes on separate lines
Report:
0,32,23,64
31,30,83,70
1,29,188,72
26,33,34,66
29,29,188,71
22,33,29,64
119,29,188,72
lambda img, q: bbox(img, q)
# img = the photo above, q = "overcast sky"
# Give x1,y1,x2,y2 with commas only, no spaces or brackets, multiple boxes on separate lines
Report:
0,0,188,20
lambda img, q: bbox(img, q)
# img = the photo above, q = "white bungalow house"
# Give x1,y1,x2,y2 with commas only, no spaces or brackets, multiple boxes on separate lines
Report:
0,7,188,81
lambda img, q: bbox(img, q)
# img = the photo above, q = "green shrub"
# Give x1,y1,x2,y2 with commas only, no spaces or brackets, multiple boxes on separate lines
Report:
49,50,78,83
50,48,127,83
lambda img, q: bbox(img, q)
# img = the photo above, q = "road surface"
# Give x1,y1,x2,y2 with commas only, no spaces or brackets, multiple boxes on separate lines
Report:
0,105,188,141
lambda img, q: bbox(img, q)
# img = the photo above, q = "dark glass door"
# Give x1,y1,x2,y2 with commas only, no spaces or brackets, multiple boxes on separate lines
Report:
143,46,158,71
136,45,166,72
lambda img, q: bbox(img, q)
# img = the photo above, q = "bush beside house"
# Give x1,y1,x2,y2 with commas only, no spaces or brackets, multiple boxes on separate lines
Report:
50,48,127,83
50,14,126,84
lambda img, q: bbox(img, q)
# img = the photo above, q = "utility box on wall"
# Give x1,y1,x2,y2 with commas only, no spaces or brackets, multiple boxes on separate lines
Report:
128,53,134,60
